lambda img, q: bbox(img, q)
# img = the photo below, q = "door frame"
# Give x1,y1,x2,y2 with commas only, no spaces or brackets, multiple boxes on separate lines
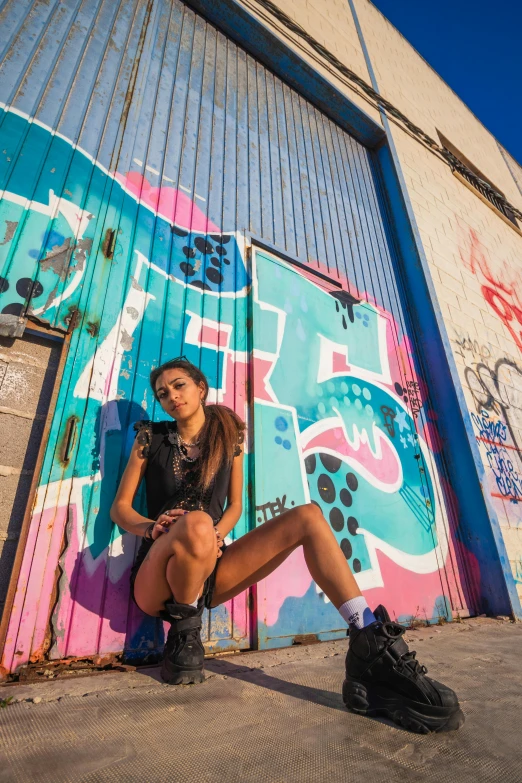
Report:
0,317,73,667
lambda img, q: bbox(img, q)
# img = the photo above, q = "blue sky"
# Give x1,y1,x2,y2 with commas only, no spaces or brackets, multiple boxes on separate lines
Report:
369,0,522,165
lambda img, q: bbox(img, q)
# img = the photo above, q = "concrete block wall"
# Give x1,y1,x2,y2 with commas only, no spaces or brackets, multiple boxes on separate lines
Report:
238,0,522,603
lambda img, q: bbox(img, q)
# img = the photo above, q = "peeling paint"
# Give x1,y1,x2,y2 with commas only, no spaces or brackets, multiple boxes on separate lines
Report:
120,330,133,351
39,239,74,280
0,220,17,246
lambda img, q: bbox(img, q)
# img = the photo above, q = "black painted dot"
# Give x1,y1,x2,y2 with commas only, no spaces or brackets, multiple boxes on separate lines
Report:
353,559,362,573
305,454,316,474
346,473,358,491
329,507,344,532
223,258,231,265
206,268,223,285
394,382,403,396
16,278,43,299
210,234,231,244
403,395,408,403
180,262,195,277
1,302,24,316
317,473,335,504
195,237,213,254
172,226,188,237
340,488,352,507
215,245,227,256
0,276,9,293
190,280,212,291
319,452,341,473
182,245,196,258
335,300,339,312
340,539,352,559
342,315,347,330
210,257,221,267
347,516,359,535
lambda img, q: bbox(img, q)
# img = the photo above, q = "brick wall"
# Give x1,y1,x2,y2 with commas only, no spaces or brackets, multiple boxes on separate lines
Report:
238,0,522,603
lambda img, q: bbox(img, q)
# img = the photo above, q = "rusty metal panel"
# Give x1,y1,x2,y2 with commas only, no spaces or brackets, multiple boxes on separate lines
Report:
0,0,470,674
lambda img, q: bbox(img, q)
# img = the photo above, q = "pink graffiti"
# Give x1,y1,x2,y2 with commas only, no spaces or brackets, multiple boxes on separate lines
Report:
258,548,314,626
259,546,459,628
423,409,443,454
364,551,453,621
2,503,69,673
302,426,401,487
115,172,220,234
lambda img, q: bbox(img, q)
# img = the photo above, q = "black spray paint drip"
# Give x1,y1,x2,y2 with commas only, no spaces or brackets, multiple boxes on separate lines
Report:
329,290,361,325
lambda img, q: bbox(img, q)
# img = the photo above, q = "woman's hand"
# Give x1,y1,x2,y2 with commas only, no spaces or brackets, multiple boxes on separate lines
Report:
151,508,187,540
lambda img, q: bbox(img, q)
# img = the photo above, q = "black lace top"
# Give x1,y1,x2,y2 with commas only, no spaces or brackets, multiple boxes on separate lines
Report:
133,419,241,524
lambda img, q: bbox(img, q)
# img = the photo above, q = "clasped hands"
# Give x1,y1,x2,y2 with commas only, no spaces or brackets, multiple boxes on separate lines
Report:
150,508,224,557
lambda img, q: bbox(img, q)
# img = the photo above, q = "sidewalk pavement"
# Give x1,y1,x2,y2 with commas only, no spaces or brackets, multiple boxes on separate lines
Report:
1,617,521,783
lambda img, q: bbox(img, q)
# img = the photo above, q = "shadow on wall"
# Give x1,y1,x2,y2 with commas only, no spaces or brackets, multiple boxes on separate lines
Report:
64,399,164,654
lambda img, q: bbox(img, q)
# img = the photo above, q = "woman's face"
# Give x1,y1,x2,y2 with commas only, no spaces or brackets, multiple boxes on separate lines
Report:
155,368,205,420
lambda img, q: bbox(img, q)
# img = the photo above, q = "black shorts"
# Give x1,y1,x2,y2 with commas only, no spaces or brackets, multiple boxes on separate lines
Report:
129,537,227,611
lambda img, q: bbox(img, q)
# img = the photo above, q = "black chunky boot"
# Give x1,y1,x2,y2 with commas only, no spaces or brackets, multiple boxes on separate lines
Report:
343,605,465,733
160,600,206,685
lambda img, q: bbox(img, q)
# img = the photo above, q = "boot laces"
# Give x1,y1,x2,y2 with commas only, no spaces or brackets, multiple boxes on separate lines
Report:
381,621,428,676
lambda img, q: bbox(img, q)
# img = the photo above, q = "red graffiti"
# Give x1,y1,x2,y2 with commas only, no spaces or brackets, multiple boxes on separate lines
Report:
481,285,522,353
463,228,522,353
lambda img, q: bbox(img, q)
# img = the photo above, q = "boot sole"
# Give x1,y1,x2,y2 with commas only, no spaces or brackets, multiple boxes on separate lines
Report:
161,661,205,685
342,679,465,734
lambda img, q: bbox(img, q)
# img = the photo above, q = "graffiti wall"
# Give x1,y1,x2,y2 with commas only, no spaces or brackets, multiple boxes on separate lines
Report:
0,0,473,674
0,103,252,672
0,96,469,672
455,228,522,603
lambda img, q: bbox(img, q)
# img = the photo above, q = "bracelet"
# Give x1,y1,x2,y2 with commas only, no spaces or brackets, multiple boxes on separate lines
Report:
144,522,155,541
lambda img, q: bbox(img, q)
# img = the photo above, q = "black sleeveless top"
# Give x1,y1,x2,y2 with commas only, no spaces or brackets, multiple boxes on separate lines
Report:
130,419,241,584
134,419,241,522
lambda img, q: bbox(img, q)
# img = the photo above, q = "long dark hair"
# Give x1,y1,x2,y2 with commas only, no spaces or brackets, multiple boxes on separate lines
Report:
150,358,245,490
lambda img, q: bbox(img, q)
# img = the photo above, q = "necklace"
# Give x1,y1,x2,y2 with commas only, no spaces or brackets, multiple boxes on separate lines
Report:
176,432,200,462
178,432,200,448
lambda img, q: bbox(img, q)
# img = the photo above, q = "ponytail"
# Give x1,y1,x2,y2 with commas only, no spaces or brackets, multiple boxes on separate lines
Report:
198,404,245,490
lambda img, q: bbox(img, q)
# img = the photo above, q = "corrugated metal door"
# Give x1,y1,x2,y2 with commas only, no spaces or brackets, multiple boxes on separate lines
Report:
0,0,470,673
252,245,468,647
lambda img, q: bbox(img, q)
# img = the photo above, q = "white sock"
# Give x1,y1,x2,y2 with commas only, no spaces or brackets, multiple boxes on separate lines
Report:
338,596,376,630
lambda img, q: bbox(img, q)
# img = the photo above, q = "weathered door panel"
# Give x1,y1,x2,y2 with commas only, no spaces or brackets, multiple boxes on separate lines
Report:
252,247,468,649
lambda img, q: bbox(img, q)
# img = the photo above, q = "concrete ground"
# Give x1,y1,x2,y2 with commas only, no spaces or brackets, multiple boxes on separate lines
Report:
1,617,521,783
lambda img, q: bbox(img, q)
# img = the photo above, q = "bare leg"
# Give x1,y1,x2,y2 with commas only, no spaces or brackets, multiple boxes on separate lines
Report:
133,511,219,616
212,503,361,608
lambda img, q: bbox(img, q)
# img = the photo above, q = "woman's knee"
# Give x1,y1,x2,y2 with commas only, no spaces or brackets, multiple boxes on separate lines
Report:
297,502,325,534
172,511,215,559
